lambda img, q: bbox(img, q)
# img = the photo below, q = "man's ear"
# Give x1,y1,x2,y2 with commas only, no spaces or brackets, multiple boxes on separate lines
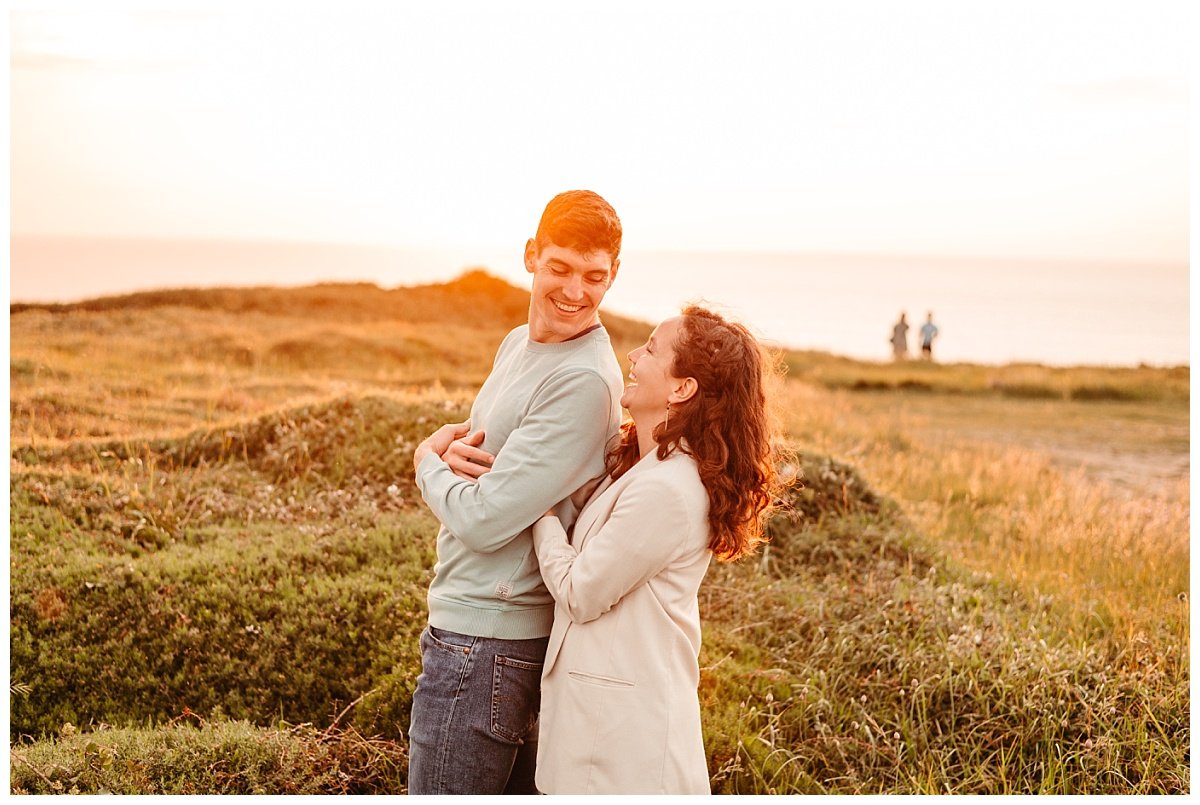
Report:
670,376,699,404
524,238,538,274
607,256,621,287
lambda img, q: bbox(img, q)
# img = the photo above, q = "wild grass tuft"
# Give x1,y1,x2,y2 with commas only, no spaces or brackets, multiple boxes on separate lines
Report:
9,719,407,794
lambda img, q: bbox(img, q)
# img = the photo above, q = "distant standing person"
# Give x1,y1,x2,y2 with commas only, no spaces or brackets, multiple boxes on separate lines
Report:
920,312,939,361
890,312,909,361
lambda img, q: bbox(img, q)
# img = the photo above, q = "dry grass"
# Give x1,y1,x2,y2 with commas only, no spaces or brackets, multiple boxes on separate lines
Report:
776,381,1189,666
9,273,653,444
785,349,1188,402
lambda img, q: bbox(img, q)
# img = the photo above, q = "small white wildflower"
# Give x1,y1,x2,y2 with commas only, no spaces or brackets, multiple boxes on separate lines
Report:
387,484,401,497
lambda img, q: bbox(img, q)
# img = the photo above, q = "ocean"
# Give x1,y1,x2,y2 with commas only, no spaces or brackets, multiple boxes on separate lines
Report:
9,236,1189,367
602,250,1190,367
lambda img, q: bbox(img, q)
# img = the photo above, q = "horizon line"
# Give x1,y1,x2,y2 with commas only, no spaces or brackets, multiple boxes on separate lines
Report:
9,274,1191,373
9,232,1188,269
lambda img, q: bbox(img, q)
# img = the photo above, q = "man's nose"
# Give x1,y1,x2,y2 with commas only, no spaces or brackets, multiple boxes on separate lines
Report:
562,274,584,300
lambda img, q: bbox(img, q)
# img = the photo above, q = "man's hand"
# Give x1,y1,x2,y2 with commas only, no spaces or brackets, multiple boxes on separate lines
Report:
569,475,604,510
443,429,495,481
413,421,471,473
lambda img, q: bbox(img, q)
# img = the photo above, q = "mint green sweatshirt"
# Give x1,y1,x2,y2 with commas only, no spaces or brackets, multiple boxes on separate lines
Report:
416,324,623,639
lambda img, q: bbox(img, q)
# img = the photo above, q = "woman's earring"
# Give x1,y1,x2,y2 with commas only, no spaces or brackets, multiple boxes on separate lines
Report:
665,401,671,429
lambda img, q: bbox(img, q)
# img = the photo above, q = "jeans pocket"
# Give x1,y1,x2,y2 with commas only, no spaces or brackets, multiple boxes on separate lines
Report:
426,626,474,654
490,655,543,744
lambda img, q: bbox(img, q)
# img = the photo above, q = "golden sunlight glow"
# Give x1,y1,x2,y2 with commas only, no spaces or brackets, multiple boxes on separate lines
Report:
10,2,1189,261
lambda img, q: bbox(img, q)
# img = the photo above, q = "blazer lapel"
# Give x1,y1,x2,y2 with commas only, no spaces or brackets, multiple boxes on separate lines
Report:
571,452,660,551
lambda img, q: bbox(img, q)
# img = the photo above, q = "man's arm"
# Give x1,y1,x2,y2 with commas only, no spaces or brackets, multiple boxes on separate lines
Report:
416,370,615,554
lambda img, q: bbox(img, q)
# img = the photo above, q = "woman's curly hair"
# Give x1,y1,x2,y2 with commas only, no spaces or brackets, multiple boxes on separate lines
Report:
605,305,783,561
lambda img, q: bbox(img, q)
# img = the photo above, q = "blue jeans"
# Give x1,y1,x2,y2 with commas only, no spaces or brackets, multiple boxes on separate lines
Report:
407,625,549,794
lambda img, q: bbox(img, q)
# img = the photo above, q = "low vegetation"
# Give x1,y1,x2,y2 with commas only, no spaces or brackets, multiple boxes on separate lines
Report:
784,349,1188,402
9,274,1190,794
9,719,405,795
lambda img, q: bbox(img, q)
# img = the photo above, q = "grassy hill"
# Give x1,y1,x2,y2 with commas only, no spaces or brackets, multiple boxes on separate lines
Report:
8,272,1189,794
11,270,1185,444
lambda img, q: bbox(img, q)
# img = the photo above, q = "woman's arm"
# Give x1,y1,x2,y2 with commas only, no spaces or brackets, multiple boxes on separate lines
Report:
532,475,694,624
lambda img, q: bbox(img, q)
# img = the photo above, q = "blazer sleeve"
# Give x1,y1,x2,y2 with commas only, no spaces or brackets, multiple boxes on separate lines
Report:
416,369,614,554
532,474,696,624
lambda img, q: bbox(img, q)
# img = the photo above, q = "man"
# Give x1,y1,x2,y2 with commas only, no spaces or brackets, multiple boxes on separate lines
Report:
407,190,625,794
920,311,939,361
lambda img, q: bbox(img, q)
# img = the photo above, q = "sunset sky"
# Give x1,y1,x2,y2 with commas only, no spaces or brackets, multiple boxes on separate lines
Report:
9,0,1191,267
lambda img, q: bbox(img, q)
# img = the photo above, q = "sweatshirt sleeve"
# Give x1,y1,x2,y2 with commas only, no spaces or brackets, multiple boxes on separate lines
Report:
416,369,614,554
531,474,694,624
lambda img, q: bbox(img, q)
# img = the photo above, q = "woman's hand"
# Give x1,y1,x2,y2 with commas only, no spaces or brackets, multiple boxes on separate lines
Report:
569,475,604,510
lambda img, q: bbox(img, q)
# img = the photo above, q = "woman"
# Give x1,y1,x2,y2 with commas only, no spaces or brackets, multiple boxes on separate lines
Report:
531,305,782,794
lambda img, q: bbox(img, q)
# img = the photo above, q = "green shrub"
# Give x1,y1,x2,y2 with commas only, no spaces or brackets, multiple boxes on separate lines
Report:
9,396,464,740
13,394,468,488
9,720,407,794
9,510,435,739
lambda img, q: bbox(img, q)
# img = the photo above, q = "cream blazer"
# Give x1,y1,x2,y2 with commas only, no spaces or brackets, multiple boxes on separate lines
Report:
531,449,713,795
